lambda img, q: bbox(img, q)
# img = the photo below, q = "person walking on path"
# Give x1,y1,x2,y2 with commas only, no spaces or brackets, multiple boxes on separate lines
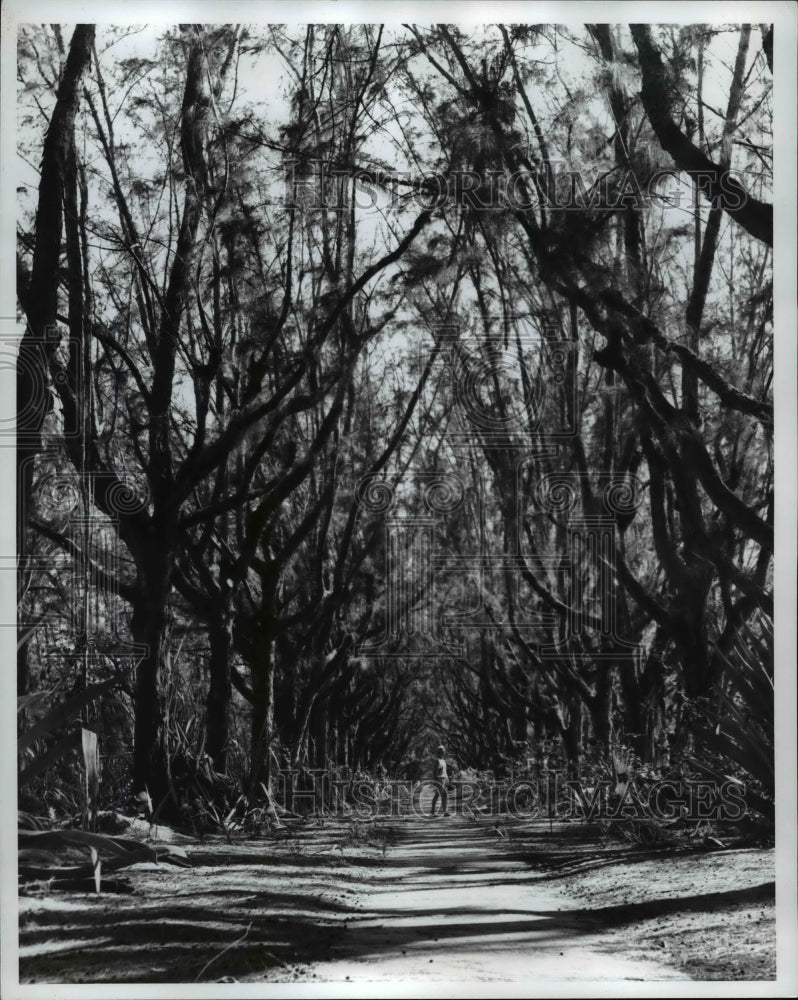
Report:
431,745,452,817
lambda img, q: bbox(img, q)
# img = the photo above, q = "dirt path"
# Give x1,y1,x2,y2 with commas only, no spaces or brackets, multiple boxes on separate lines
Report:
271,818,689,985
19,814,774,985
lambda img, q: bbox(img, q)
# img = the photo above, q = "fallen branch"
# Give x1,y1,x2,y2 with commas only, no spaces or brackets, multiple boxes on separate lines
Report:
194,921,253,982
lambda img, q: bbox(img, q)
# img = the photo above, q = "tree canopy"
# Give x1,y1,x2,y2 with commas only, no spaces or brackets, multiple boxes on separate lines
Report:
15,22,774,826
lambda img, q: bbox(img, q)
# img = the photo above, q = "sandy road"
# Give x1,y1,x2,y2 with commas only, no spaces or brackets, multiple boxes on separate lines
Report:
291,816,690,987
20,813,773,986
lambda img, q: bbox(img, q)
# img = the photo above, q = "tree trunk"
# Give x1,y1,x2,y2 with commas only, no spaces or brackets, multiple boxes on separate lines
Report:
315,704,329,774
250,627,275,799
677,571,715,698
206,598,234,771
249,558,278,804
561,699,582,778
291,686,318,766
128,26,209,811
619,658,647,759
17,25,94,695
630,25,771,246
510,684,528,745
130,582,169,802
591,665,614,747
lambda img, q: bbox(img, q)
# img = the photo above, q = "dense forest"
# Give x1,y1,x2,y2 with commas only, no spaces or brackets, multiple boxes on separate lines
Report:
16,22,773,837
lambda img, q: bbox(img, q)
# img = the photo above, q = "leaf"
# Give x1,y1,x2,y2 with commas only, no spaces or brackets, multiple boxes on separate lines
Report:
18,828,192,883
82,729,100,823
19,731,81,789
135,789,153,815
18,829,156,858
17,689,55,715
18,848,61,865
90,846,101,893
157,843,192,867
17,620,45,652
19,678,118,752
19,856,146,882
18,811,48,831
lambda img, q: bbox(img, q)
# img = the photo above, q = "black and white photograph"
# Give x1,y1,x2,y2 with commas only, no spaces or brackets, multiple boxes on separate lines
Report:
1,2,796,996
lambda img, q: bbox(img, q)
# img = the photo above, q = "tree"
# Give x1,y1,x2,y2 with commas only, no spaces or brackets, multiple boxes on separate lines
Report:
17,21,773,816
17,24,95,695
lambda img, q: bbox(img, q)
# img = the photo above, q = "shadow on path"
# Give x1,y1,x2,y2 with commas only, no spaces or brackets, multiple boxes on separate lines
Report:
18,817,762,983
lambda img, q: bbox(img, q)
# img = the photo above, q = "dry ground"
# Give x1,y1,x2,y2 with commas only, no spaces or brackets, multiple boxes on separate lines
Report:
494,818,775,981
17,813,775,987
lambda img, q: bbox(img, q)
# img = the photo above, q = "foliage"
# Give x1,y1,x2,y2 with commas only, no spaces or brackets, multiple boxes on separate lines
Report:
15,22,773,828
690,612,774,822
18,681,190,891
19,828,190,891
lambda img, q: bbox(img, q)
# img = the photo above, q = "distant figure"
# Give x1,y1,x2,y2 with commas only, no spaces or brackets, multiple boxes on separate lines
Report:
431,744,451,817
